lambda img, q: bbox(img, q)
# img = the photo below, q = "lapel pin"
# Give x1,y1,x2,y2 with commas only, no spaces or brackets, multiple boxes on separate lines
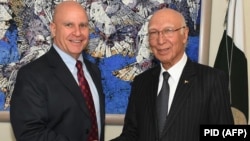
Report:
184,80,189,84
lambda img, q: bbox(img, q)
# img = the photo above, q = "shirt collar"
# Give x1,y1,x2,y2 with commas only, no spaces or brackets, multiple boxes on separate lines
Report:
53,44,83,72
160,53,187,81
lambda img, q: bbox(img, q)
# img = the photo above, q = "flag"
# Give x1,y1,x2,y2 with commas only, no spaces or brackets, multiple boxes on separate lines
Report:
214,0,248,122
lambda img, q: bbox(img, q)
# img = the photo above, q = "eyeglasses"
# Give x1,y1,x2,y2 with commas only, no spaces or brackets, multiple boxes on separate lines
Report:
148,26,186,39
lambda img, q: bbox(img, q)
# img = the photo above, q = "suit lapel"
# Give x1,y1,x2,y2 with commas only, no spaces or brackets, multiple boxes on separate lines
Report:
162,59,197,135
84,58,105,124
150,66,162,139
84,59,104,105
46,47,90,118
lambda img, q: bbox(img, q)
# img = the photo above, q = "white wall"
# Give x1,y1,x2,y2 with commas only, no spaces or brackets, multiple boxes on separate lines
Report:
1,0,250,140
0,122,15,141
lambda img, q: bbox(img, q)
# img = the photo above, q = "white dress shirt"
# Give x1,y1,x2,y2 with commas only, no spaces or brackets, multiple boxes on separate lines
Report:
158,53,187,114
53,44,101,139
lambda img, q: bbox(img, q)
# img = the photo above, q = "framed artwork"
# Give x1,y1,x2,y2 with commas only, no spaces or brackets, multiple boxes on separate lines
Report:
0,0,211,124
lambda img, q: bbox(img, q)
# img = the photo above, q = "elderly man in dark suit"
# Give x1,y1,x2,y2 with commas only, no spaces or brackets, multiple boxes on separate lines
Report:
10,1,105,141
111,8,234,141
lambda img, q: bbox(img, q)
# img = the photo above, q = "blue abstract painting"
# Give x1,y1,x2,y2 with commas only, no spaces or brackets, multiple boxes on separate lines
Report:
0,0,201,114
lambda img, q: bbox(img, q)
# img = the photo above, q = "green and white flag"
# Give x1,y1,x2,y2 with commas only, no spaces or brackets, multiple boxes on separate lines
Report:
214,0,248,122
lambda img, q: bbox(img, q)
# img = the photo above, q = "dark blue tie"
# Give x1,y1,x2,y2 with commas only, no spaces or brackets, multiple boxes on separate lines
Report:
157,72,170,135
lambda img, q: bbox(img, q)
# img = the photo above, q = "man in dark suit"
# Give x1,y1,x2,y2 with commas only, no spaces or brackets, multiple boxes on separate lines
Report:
10,1,105,141
111,8,234,141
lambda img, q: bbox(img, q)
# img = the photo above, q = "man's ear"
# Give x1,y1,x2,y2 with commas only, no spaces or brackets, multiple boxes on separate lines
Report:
50,22,56,37
183,27,189,43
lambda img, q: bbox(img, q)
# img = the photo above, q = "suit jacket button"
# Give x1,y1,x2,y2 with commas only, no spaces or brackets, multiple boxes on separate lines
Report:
85,129,89,134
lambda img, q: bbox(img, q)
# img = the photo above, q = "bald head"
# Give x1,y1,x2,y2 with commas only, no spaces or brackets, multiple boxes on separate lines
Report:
53,1,87,22
149,8,186,29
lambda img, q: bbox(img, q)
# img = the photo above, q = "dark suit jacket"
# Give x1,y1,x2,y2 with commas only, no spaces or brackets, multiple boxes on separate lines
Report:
112,59,234,141
10,47,105,141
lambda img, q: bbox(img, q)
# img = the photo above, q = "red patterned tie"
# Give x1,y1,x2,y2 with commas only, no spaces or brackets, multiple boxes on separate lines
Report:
76,60,98,141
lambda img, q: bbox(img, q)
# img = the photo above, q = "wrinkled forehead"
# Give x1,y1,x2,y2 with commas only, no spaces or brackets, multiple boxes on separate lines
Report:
148,9,185,29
